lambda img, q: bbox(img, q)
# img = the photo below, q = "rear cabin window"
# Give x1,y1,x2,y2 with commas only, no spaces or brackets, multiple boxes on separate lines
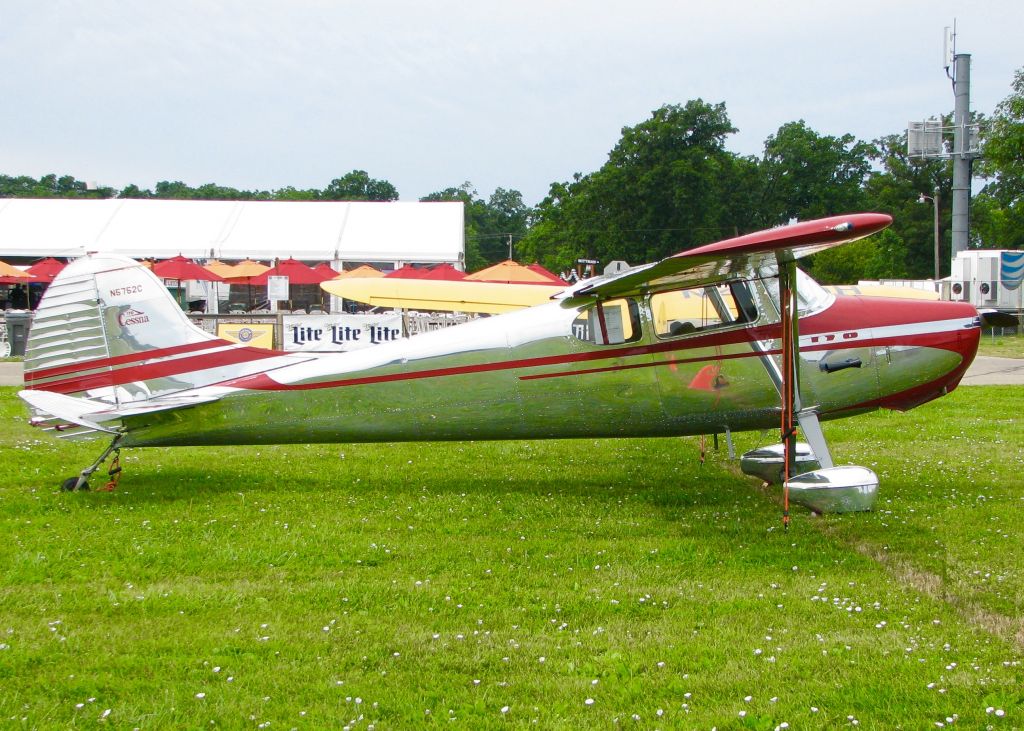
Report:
650,283,756,338
571,298,641,345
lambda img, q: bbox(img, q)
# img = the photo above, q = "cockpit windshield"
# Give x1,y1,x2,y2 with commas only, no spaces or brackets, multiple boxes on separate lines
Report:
763,267,834,316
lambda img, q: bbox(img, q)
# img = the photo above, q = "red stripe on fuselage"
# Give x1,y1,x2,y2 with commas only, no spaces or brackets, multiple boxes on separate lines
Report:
29,346,280,394
223,306,976,392
26,339,238,382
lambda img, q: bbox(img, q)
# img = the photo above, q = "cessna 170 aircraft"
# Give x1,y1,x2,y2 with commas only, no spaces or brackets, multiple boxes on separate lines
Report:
18,213,984,516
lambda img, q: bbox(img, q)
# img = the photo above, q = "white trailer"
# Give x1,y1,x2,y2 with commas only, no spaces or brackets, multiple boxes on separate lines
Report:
948,250,1024,311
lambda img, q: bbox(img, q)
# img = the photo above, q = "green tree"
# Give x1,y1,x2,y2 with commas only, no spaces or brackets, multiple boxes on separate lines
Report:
809,228,903,284
860,133,951,279
421,183,529,271
118,183,153,198
321,170,399,201
272,186,320,201
757,121,872,224
519,100,758,272
153,180,198,199
0,173,114,199
975,67,1024,249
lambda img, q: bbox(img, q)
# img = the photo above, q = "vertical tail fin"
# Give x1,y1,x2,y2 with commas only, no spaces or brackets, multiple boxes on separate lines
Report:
23,254,278,404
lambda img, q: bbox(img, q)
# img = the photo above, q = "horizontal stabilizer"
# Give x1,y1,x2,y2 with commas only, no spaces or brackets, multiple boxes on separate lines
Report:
20,388,222,431
19,389,119,434
92,393,222,420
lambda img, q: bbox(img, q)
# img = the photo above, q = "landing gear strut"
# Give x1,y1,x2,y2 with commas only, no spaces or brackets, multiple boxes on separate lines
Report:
60,433,125,492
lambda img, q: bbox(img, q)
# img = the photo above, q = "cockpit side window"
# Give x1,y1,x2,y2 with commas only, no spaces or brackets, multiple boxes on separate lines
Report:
571,298,641,345
650,282,757,339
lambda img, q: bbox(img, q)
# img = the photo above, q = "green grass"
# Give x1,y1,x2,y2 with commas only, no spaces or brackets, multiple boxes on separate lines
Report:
1,386,1021,729
977,334,1024,359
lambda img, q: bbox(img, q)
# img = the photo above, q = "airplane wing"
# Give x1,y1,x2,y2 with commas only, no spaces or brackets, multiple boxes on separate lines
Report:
321,277,564,314
324,214,892,314
568,213,892,300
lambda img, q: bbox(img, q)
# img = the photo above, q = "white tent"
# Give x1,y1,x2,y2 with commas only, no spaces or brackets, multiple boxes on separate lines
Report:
0,199,464,264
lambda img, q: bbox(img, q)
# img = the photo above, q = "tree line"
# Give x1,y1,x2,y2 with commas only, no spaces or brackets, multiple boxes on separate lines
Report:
3,66,1021,282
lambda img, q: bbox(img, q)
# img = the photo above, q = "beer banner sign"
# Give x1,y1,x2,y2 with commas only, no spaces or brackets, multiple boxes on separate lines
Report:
283,314,405,352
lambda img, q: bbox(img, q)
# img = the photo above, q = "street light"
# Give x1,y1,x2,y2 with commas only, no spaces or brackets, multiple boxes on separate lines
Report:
917,185,941,281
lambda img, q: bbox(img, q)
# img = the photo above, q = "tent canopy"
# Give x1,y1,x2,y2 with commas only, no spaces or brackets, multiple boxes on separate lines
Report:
0,199,464,264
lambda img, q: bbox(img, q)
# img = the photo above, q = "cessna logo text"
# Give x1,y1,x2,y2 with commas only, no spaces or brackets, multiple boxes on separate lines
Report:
118,307,151,326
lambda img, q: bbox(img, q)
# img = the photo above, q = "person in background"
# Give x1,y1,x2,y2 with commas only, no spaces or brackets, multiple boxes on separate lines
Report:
10,284,28,309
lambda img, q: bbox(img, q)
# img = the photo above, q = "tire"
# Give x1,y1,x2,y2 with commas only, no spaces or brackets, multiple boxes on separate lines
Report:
60,477,89,491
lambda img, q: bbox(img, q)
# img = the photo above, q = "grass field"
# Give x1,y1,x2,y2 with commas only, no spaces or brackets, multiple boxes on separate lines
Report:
1,385,1021,729
977,334,1024,359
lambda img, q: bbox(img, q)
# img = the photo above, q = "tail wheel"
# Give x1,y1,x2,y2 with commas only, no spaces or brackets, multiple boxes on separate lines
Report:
60,477,89,491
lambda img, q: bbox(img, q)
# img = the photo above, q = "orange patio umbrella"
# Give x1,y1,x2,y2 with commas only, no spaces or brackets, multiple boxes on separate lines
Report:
466,259,562,285
0,260,36,285
222,260,271,279
221,260,271,311
202,259,238,279
331,264,384,279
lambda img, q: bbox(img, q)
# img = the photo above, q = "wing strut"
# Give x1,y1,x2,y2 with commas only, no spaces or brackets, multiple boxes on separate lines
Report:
777,257,800,530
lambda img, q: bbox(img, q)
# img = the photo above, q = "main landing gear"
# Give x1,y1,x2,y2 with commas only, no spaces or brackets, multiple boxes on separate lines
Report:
60,434,125,492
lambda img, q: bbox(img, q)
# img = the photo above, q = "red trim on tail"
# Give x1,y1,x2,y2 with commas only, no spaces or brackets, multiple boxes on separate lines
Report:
29,347,280,394
26,340,237,382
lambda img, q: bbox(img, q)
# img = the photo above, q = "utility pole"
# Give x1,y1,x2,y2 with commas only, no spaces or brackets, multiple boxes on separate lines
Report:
909,25,981,274
932,186,941,280
950,51,972,256
917,186,941,279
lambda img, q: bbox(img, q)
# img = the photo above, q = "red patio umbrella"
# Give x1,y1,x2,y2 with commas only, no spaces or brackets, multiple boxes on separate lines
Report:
151,255,225,309
313,262,339,279
312,263,341,310
25,258,68,283
250,258,331,311
525,263,564,284
421,263,467,281
152,255,226,283
466,259,561,285
250,258,329,285
385,264,430,279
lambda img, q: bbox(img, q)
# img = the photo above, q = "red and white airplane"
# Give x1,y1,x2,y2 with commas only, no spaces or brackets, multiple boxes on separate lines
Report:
18,213,983,516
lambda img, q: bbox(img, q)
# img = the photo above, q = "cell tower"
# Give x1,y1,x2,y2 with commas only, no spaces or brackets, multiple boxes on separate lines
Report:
907,23,980,258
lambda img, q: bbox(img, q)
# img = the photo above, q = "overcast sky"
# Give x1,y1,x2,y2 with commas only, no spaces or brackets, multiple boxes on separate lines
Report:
1,1,1020,206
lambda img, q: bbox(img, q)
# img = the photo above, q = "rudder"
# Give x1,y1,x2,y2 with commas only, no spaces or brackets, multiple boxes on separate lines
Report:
24,254,223,400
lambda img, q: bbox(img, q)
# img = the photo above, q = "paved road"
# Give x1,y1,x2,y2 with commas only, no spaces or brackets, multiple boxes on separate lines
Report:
0,361,23,386
959,356,1024,386
2,356,1022,388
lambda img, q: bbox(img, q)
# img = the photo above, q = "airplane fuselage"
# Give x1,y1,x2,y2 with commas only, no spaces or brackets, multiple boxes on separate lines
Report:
118,278,979,448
